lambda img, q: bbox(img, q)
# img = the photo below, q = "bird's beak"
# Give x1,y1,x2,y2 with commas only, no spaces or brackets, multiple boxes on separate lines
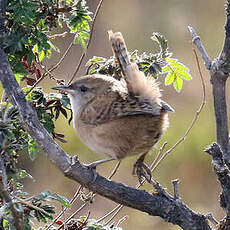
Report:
52,85,74,94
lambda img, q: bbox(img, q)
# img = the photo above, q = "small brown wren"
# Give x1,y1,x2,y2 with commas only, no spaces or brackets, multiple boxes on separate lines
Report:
53,31,174,182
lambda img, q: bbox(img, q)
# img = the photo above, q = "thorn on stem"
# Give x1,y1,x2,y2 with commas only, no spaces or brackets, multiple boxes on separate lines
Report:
172,179,180,199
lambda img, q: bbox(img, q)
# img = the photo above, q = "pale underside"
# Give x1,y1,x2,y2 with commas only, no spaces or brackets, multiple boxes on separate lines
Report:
73,83,169,159
75,112,168,159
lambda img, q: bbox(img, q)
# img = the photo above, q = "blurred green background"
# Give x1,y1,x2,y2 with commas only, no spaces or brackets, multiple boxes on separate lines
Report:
1,0,228,229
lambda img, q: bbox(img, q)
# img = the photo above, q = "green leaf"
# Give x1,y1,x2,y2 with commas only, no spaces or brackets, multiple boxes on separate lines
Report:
74,31,89,52
174,77,183,92
28,138,39,161
86,56,106,66
14,73,23,84
176,69,192,80
18,169,33,180
163,57,192,91
165,72,175,85
151,32,168,54
49,193,71,208
3,219,8,228
161,65,171,73
38,50,45,61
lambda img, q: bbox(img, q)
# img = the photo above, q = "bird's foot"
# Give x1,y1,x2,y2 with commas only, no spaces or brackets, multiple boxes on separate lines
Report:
83,162,99,169
82,163,98,183
132,159,152,184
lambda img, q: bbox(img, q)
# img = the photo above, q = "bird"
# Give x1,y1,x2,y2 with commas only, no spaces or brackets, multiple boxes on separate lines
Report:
52,31,174,182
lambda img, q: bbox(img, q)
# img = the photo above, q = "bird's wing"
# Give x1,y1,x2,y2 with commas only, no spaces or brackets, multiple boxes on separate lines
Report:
79,90,167,125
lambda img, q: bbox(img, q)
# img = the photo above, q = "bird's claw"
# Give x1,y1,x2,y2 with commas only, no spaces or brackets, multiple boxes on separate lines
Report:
133,160,152,184
83,163,98,183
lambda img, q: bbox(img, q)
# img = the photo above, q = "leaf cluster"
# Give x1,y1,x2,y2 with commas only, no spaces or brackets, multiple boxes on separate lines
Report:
4,0,92,79
86,33,192,92
0,90,71,229
59,217,122,230
2,190,71,229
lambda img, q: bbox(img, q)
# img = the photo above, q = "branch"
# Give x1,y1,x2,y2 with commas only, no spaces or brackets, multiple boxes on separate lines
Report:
0,154,23,229
0,48,212,230
188,2,230,228
188,26,212,70
205,143,230,216
218,0,230,73
188,24,230,167
0,0,8,40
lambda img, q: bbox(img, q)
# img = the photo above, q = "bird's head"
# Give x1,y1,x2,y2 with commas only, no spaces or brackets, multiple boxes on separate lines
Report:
52,74,120,110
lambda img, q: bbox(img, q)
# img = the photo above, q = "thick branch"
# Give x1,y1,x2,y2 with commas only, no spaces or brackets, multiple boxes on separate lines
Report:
211,73,229,163
205,143,230,217
218,0,230,73
0,48,212,230
188,26,230,168
189,4,230,226
0,0,8,40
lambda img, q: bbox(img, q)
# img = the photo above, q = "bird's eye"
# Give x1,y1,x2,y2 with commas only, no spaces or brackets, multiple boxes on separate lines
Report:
79,85,88,93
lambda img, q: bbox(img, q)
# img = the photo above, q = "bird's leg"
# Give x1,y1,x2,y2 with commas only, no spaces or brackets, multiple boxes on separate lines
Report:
84,157,116,168
132,152,152,183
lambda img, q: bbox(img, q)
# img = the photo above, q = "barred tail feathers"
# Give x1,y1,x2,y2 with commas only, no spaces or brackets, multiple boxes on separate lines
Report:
109,30,161,104
108,30,130,76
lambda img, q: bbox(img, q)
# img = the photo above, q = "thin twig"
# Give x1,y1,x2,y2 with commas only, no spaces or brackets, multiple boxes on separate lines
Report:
48,40,74,73
103,205,124,226
68,0,104,84
57,203,88,230
96,204,123,223
13,195,51,216
46,185,83,230
116,215,128,227
188,26,212,70
98,143,169,226
52,161,120,229
25,39,74,96
48,32,68,40
92,161,122,224
25,61,58,96
150,142,168,171
108,161,121,179
150,48,206,173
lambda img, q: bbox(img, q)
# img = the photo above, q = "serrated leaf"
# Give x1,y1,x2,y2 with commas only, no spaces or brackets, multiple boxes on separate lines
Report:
176,69,192,80
74,31,89,52
28,138,39,160
38,50,45,61
3,219,8,228
165,72,175,85
173,77,183,92
161,65,171,73
49,193,71,208
14,73,23,84
86,56,106,66
151,32,168,52
18,169,33,180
